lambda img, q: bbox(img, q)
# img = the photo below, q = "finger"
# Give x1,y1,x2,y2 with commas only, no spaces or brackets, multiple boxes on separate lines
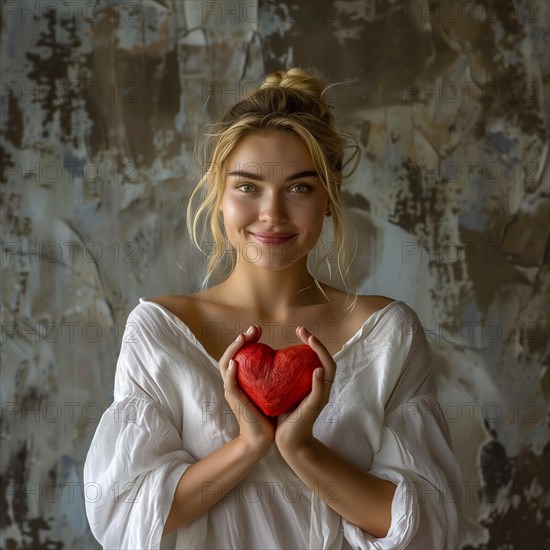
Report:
224,359,259,412
225,358,237,387
280,367,326,428
219,325,261,375
224,359,243,398
313,366,334,404
307,341,336,399
297,326,330,359
224,359,249,406
306,367,330,409
296,325,310,345
219,337,241,378
296,326,336,383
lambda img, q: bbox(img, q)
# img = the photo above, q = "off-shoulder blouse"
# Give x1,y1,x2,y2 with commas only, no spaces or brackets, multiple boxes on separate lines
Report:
83,298,463,549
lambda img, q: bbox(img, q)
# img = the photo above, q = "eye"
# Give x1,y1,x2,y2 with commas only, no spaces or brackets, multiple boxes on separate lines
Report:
236,183,256,193
290,183,312,193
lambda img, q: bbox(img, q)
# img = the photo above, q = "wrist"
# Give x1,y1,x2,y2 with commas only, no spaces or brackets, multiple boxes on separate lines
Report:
236,434,273,459
277,435,316,458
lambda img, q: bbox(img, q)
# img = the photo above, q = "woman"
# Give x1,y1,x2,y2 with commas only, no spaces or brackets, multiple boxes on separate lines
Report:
84,68,463,549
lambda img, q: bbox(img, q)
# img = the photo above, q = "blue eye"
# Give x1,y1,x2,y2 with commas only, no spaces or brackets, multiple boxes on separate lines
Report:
291,183,311,193
236,183,256,192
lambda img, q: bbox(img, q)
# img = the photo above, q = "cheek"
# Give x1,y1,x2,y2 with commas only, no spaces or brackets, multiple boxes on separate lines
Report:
221,195,253,229
296,200,326,228
307,205,329,241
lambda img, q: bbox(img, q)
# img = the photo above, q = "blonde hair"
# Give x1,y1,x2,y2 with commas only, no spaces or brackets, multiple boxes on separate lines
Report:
187,67,360,295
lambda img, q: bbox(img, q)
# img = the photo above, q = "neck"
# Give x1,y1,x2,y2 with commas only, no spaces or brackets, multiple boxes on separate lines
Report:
218,259,323,318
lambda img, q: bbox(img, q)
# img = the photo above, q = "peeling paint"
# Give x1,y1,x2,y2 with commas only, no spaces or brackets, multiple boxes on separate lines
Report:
1,0,548,547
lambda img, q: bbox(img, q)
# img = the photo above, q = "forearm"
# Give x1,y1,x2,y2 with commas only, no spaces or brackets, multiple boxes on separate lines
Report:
279,438,396,538
163,437,268,535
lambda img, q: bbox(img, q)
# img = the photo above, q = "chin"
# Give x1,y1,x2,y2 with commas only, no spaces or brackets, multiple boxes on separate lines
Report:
247,259,299,272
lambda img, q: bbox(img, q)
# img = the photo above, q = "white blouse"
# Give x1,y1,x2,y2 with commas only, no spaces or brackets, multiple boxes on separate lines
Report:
83,298,463,549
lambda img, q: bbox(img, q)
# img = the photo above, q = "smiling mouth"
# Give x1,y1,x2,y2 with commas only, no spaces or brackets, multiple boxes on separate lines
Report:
250,232,296,245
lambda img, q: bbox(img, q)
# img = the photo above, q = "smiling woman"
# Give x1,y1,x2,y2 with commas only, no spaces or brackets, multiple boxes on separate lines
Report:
83,68,464,550
188,68,359,291
220,130,329,273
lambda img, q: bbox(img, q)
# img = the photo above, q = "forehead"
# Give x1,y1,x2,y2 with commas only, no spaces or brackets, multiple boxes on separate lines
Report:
225,130,315,171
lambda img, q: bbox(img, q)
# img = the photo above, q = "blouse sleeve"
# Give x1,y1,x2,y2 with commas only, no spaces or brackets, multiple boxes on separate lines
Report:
342,306,464,549
83,305,196,550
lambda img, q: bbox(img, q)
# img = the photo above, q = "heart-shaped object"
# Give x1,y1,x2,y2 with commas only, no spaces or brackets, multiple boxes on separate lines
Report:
234,342,322,417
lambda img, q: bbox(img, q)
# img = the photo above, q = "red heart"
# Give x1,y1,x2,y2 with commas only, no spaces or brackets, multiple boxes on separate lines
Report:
234,342,322,417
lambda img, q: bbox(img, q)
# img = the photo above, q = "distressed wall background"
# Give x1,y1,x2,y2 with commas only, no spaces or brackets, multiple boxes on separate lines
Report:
1,0,549,548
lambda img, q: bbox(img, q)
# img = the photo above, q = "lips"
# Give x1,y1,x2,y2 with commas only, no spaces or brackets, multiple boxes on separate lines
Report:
250,232,296,245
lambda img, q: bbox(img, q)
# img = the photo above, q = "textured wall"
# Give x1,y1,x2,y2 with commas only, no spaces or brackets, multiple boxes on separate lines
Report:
1,0,548,548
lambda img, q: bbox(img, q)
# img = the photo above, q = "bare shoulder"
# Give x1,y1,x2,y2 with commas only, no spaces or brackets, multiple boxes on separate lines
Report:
342,294,396,332
354,294,397,316
146,293,188,312
318,285,397,337
320,285,396,317
145,293,207,324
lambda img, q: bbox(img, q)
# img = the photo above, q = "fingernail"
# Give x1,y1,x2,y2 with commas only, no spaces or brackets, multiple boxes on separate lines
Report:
245,326,254,335
235,334,243,343
229,359,236,369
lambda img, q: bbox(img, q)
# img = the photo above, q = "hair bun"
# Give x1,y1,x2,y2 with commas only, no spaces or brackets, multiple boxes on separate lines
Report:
260,67,327,106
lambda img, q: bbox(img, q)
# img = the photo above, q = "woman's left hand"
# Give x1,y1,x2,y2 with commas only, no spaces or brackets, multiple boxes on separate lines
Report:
275,326,336,454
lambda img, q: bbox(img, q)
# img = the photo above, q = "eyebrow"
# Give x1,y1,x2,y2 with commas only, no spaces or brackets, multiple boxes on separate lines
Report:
226,170,320,182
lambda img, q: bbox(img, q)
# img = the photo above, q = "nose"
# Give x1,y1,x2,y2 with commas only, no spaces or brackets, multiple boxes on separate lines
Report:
259,192,288,224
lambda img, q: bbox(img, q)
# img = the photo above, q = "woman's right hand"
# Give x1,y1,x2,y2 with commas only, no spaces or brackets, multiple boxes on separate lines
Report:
219,325,276,456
